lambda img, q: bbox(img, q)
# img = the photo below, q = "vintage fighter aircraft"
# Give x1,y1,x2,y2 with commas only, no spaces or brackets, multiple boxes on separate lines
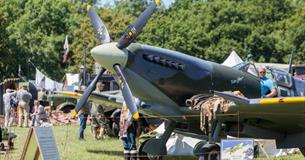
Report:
61,0,305,158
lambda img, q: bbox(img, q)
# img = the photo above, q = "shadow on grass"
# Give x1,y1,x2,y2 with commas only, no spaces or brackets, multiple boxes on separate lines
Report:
86,149,124,156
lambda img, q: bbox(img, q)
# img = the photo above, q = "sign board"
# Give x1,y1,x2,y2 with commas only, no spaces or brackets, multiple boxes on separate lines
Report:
20,127,60,160
221,139,254,160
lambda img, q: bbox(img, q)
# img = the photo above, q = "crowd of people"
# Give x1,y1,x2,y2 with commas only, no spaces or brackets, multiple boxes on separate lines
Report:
2,82,111,139
3,85,49,128
1,80,140,159
2,82,114,142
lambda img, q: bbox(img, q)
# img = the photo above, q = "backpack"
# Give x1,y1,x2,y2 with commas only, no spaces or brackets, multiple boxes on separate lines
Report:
10,95,19,108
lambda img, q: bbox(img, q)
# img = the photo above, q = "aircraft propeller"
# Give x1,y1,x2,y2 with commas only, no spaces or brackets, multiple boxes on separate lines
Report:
79,1,160,120
116,0,160,49
88,5,111,44
113,65,140,119
74,68,106,112
73,5,110,113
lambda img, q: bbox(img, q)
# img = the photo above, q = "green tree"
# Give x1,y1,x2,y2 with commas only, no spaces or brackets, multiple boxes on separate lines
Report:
1,0,305,82
114,0,148,16
1,0,86,80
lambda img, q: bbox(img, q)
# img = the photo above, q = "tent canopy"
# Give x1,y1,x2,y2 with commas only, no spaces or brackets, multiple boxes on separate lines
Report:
222,50,243,67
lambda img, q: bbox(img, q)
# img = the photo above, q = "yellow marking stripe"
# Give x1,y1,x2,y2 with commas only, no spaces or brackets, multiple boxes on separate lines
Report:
260,97,305,104
57,91,82,97
155,0,161,5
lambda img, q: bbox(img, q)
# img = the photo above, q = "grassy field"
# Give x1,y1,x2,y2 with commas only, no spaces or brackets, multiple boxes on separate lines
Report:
0,125,304,160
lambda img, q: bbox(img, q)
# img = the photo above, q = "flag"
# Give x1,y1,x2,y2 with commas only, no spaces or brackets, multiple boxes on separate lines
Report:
35,68,45,88
63,35,69,63
18,64,21,77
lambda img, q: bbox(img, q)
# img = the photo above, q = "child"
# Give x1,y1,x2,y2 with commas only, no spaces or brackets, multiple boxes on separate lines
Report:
32,100,48,127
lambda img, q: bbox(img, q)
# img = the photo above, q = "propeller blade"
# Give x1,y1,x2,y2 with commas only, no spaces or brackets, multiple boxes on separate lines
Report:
117,0,160,49
113,65,139,120
87,5,111,44
75,68,106,112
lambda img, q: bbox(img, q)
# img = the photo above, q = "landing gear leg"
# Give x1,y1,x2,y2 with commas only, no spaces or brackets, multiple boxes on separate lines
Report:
139,121,176,160
210,120,221,143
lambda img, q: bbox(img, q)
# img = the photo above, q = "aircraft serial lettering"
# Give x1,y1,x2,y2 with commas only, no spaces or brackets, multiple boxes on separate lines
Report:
230,76,244,85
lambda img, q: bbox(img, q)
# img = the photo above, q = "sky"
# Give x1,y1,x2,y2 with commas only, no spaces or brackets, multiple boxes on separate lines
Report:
98,0,176,8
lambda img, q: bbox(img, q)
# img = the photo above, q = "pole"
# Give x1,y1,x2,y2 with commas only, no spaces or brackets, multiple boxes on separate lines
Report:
288,46,295,74
18,64,21,78
27,60,29,80
0,84,3,115
83,43,87,86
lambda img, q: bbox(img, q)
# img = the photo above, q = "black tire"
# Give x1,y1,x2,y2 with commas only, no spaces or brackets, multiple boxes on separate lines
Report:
138,139,162,160
138,139,149,160
198,143,220,160
60,105,75,113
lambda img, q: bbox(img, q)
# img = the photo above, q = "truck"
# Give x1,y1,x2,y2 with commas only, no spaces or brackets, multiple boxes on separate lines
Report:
47,74,119,113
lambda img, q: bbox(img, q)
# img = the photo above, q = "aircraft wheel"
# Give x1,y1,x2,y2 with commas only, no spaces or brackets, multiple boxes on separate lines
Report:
198,143,220,160
300,148,305,157
138,139,162,160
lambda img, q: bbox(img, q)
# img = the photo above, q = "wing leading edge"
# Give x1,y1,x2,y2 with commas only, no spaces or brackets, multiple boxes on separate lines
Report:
214,91,305,105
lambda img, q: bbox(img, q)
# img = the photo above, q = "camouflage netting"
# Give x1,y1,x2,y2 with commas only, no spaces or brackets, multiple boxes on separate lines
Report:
186,91,244,134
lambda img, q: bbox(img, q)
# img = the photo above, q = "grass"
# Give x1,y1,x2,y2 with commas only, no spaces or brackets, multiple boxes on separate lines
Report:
0,125,304,160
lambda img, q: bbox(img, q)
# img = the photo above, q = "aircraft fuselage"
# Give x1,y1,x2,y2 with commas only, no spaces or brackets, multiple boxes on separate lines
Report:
121,43,261,134
126,43,260,106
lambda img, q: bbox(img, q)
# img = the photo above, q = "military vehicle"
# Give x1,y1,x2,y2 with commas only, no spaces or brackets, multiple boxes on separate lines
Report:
292,65,305,79
48,73,118,112
47,93,77,113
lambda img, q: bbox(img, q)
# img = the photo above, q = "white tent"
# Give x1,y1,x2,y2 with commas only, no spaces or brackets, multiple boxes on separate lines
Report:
222,50,243,67
153,122,202,155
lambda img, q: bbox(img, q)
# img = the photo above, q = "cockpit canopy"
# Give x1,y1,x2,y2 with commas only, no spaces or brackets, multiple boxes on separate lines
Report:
232,62,305,97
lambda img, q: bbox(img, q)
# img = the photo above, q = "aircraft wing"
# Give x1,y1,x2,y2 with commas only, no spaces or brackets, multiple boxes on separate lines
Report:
213,91,305,148
57,90,124,110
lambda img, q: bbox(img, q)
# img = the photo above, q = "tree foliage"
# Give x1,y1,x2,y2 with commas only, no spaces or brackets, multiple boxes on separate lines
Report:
1,0,305,81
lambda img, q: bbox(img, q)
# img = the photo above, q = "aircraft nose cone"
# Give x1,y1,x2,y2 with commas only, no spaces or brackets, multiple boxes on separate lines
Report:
91,42,128,73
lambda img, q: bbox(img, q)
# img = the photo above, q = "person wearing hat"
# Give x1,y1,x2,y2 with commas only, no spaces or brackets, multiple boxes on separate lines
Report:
3,89,17,127
17,85,32,127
